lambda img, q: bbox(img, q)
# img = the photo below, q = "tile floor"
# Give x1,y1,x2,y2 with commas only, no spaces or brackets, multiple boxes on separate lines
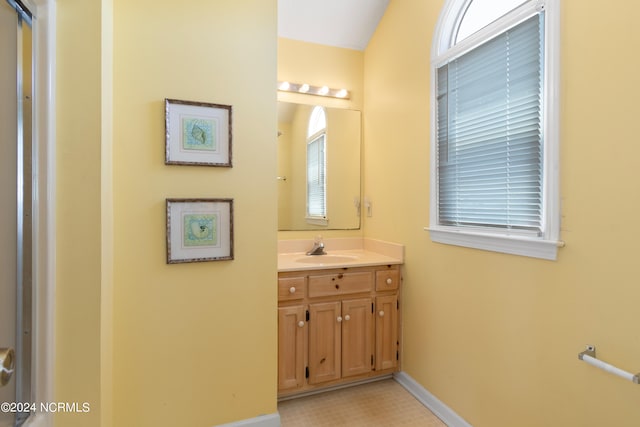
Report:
278,379,447,427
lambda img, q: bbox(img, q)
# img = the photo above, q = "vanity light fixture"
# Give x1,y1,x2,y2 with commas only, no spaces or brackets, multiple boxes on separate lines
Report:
335,89,348,98
277,81,350,100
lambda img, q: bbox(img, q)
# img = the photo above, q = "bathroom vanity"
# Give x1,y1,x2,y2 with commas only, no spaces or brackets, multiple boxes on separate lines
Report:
277,239,403,398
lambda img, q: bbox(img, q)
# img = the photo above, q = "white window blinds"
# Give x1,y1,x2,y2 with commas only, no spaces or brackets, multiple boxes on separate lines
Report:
436,14,544,233
307,134,326,218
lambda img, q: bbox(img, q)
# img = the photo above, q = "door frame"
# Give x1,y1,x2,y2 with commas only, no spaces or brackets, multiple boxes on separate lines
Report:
22,0,55,426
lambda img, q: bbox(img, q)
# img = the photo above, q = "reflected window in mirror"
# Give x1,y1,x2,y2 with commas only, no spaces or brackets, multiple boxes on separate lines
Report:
306,106,327,225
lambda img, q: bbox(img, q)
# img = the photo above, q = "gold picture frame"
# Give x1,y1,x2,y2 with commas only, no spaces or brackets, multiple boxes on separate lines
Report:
165,98,232,167
166,198,234,263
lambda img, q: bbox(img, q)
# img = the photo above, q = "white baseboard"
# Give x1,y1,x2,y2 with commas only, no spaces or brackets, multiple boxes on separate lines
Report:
214,412,280,427
394,371,473,427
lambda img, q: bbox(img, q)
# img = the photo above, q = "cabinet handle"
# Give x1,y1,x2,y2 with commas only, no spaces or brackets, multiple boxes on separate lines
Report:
297,321,304,328
344,314,351,321
337,316,343,323
386,278,393,285
379,310,385,317
289,286,296,294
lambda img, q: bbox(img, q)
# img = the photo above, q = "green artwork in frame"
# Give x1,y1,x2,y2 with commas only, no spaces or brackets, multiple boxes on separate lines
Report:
182,117,217,151
166,198,234,263
165,98,232,167
183,213,218,247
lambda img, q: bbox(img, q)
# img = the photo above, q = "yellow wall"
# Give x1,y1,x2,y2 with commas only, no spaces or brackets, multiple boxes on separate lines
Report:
364,1,640,427
111,1,277,425
56,0,104,426
56,0,278,426
278,120,293,227
326,108,361,229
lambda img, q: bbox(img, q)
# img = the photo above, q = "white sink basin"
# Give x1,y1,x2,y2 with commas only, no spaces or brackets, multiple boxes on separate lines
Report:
295,254,359,264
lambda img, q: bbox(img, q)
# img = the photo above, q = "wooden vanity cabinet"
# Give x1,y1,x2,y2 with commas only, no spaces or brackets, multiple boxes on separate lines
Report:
278,264,400,397
277,276,306,392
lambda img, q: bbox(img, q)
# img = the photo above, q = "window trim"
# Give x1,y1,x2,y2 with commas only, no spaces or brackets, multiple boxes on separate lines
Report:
306,106,328,226
428,0,561,261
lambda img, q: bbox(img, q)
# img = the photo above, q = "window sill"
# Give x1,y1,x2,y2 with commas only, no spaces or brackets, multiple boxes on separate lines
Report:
306,216,328,227
425,227,562,261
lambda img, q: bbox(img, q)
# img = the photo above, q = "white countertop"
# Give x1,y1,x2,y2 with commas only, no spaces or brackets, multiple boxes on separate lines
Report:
278,238,404,272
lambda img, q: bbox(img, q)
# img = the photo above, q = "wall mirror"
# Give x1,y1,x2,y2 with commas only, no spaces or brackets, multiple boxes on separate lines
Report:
277,101,361,231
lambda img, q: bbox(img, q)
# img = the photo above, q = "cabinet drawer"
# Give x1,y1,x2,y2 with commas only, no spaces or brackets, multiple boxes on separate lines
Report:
376,269,400,291
308,272,373,298
278,276,306,301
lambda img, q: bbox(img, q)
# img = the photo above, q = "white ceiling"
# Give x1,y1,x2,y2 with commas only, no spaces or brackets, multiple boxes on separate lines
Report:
277,0,390,51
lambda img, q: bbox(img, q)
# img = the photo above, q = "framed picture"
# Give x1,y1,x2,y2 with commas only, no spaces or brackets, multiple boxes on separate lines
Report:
166,198,234,263
165,98,232,167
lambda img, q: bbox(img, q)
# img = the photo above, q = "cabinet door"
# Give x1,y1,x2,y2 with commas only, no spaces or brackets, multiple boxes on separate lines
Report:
278,305,306,392
375,295,398,371
341,298,373,378
308,301,341,384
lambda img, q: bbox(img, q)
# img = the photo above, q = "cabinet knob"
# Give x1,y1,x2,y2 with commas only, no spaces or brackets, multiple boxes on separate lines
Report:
297,321,304,328
344,314,351,321
386,278,393,285
337,316,343,323
289,286,296,294
378,310,385,317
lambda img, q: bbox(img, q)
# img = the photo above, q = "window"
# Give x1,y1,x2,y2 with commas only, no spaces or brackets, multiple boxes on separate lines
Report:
307,106,327,225
429,0,560,260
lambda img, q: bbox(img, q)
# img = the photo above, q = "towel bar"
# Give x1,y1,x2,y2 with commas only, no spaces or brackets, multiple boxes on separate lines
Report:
579,345,640,384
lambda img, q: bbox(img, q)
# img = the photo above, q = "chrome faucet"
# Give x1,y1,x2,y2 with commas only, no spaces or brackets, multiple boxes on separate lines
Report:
306,236,326,256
